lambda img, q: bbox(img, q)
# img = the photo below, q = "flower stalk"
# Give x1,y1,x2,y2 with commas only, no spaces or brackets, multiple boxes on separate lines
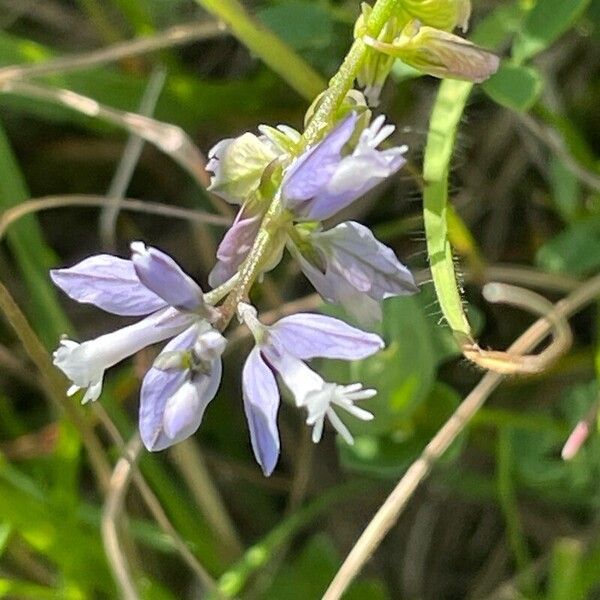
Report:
218,0,406,327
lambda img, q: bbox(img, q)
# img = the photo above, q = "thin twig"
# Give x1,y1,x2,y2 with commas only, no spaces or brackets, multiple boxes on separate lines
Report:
100,68,167,249
0,21,227,84
323,274,600,599
94,405,220,595
0,194,230,241
463,282,573,373
101,435,142,600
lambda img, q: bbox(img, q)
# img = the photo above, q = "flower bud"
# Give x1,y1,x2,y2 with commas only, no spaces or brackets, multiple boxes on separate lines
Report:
364,19,499,83
194,328,227,362
207,133,278,205
399,0,471,32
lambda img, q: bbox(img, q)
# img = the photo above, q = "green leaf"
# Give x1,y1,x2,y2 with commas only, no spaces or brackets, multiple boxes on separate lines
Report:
512,0,592,63
549,156,582,223
470,4,526,47
258,1,334,52
0,458,113,596
195,0,326,100
511,382,600,501
264,535,388,600
0,524,11,556
0,578,81,600
536,215,600,276
0,120,71,347
322,294,437,437
482,63,543,111
0,31,298,131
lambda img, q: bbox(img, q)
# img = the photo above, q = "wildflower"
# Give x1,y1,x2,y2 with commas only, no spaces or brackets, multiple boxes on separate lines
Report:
281,113,407,220
51,242,225,450
140,321,226,451
288,220,418,323
238,303,383,475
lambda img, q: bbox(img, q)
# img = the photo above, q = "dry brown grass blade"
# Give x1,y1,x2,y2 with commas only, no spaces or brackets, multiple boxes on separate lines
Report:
0,21,227,83
0,194,230,242
323,274,600,600
0,80,231,216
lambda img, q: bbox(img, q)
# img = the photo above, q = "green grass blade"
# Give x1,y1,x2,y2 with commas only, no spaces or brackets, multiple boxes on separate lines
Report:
195,0,326,99
0,119,71,347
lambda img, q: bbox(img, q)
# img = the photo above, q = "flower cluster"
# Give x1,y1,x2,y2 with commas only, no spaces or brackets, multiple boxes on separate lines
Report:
51,3,498,473
52,104,416,473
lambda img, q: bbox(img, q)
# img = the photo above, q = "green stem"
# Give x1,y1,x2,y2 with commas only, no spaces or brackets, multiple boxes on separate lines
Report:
497,429,535,594
302,0,401,147
195,0,326,99
205,273,240,305
422,79,474,346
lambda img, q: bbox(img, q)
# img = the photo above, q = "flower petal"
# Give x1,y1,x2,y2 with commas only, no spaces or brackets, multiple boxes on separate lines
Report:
260,342,324,406
288,240,383,325
270,313,384,360
311,221,418,299
207,133,278,205
208,210,261,288
242,347,281,476
139,324,212,451
54,307,192,404
162,361,222,443
131,242,204,312
282,113,358,206
51,254,167,316
299,148,406,221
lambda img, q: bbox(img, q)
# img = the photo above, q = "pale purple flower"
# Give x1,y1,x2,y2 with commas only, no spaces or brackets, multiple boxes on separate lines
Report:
289,221,418,323
281,113,408,220
140,321,226,451
51,242,225,450
238,303,383,475
209,204,286,289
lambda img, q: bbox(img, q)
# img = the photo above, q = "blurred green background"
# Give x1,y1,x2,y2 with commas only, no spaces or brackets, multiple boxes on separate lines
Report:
0,0,599,598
